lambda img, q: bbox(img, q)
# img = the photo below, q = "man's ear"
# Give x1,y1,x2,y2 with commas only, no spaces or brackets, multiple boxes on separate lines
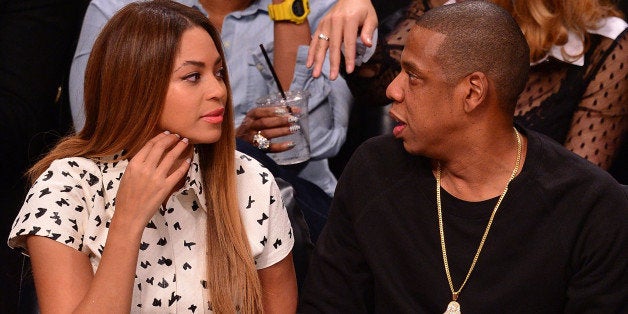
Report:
461,71,488,113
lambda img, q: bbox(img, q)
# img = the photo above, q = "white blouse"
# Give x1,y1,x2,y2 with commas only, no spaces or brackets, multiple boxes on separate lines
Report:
8,149,294,312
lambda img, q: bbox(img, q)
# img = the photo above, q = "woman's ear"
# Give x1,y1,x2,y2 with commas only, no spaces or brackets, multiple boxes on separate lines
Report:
461,71,488,113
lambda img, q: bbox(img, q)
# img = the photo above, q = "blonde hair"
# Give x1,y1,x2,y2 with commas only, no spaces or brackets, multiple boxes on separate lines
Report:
28,1,262,312
490,0,623,62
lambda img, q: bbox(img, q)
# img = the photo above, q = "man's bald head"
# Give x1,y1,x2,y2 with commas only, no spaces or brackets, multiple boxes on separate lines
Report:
415,1,529,113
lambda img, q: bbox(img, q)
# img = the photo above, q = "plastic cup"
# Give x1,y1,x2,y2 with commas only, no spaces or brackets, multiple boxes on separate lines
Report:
256,90,310,165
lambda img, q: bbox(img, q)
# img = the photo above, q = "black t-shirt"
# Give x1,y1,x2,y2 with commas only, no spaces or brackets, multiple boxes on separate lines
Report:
300,128,628,313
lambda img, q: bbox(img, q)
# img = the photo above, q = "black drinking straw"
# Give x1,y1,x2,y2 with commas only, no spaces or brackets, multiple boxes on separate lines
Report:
259,44,287,100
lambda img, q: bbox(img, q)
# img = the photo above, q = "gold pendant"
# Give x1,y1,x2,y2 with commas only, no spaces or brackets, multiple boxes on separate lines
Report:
444,300,461,314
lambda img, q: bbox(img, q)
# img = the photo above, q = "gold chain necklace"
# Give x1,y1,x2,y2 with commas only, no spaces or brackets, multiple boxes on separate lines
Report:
437,128,521,314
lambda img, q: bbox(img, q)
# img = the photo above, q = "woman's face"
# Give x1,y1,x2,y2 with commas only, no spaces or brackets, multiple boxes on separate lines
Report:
159,26,227,144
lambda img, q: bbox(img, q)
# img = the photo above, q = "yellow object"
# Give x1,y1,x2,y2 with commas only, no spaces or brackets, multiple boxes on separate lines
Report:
268,0,310,24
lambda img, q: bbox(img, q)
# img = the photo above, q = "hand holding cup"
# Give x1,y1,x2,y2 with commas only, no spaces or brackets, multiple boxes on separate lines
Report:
236,105,302,153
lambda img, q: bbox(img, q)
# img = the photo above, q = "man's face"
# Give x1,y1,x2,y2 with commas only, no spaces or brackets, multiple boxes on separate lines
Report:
387,27,462,156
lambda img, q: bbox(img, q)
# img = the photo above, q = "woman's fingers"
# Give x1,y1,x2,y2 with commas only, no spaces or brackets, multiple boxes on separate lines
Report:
306,0,378,79
133,131,170,163
245,106,292,120
155,137,190,179
143,132,181,167
237,106,299,136
255,124,300,141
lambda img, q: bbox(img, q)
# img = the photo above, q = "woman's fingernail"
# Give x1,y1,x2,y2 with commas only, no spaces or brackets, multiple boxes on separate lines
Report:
164,130,171,135
185,158,191,163
274,107,288,116
174,133,181,138
288,115,299,123
181,138,189,144
286,142,295,148
289,124,301,133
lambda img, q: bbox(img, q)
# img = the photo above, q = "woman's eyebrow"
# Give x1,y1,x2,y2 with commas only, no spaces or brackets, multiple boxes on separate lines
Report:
174,60,206,72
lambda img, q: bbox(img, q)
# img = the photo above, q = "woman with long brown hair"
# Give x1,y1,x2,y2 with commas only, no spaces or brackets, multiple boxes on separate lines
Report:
8,1,296,312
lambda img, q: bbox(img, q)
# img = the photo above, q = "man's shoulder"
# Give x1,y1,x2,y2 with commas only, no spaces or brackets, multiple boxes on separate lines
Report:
524,128,625,196
358,134,405,154
345,134,428,177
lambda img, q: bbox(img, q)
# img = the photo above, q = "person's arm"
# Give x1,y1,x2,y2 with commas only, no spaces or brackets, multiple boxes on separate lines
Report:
234,1,310,153
563,184,628,312
307,0,377,79
26,133,191,312
27,222,143,313
69,2,118,131
237,0,353,159
299,148,373,311
272,0,311,91
564,30,628,169
258,253,298,313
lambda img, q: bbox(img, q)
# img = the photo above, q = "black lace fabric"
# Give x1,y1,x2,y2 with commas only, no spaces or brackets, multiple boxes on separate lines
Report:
515,30,628,169
345,1,627,170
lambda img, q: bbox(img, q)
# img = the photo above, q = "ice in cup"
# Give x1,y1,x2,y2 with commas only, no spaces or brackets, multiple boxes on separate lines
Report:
256,90,310,165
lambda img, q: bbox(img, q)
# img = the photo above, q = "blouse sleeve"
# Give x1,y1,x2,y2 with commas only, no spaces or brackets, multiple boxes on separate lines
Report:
7,158,101,255
565,29,628,169
235,153,294,269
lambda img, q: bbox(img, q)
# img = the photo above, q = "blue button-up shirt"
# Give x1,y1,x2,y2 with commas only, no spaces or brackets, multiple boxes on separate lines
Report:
69,0,354,195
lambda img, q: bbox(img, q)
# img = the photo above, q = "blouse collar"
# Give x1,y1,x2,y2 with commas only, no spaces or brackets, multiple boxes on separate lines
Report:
444,1,627,67
532,16,627,66
178,147,207,211
96,147,207,212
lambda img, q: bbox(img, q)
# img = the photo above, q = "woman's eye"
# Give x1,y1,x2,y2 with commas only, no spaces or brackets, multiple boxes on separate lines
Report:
183,73,201,82
215,67,225,80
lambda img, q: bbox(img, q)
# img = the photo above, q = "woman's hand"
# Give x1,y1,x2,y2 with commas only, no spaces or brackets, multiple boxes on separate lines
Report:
236,106,301,152
114,131,191,229
307,0,378,80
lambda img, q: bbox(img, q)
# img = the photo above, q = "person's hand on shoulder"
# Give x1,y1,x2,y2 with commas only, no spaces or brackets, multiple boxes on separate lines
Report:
307,0,377,80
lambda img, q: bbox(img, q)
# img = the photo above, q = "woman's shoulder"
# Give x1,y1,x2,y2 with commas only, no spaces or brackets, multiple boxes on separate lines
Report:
235,151,267,172
36,156,103,184
234,151,276,188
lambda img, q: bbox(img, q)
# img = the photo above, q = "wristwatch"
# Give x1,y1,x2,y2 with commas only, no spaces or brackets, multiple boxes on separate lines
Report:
268,0,310,24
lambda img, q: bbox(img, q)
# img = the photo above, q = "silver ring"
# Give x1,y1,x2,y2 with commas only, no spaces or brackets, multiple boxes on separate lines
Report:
318,33,330,41
253,131,270,151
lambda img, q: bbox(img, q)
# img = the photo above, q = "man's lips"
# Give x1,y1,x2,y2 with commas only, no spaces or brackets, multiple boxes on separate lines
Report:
389,110,406,137
201,107,224,124
392,121,406,137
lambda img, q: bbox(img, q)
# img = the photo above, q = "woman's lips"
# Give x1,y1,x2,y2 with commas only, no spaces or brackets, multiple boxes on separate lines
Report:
201,107,224,124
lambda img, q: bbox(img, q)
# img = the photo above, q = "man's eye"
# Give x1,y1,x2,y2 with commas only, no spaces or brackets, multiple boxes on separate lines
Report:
406,71,419,82
184,73,201,82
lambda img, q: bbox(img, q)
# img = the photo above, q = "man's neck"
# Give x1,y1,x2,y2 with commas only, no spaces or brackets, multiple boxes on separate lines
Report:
434,127,527,202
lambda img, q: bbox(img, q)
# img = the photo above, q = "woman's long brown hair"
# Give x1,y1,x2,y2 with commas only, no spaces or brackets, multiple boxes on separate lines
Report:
491,0,623,62
28,1,262,311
